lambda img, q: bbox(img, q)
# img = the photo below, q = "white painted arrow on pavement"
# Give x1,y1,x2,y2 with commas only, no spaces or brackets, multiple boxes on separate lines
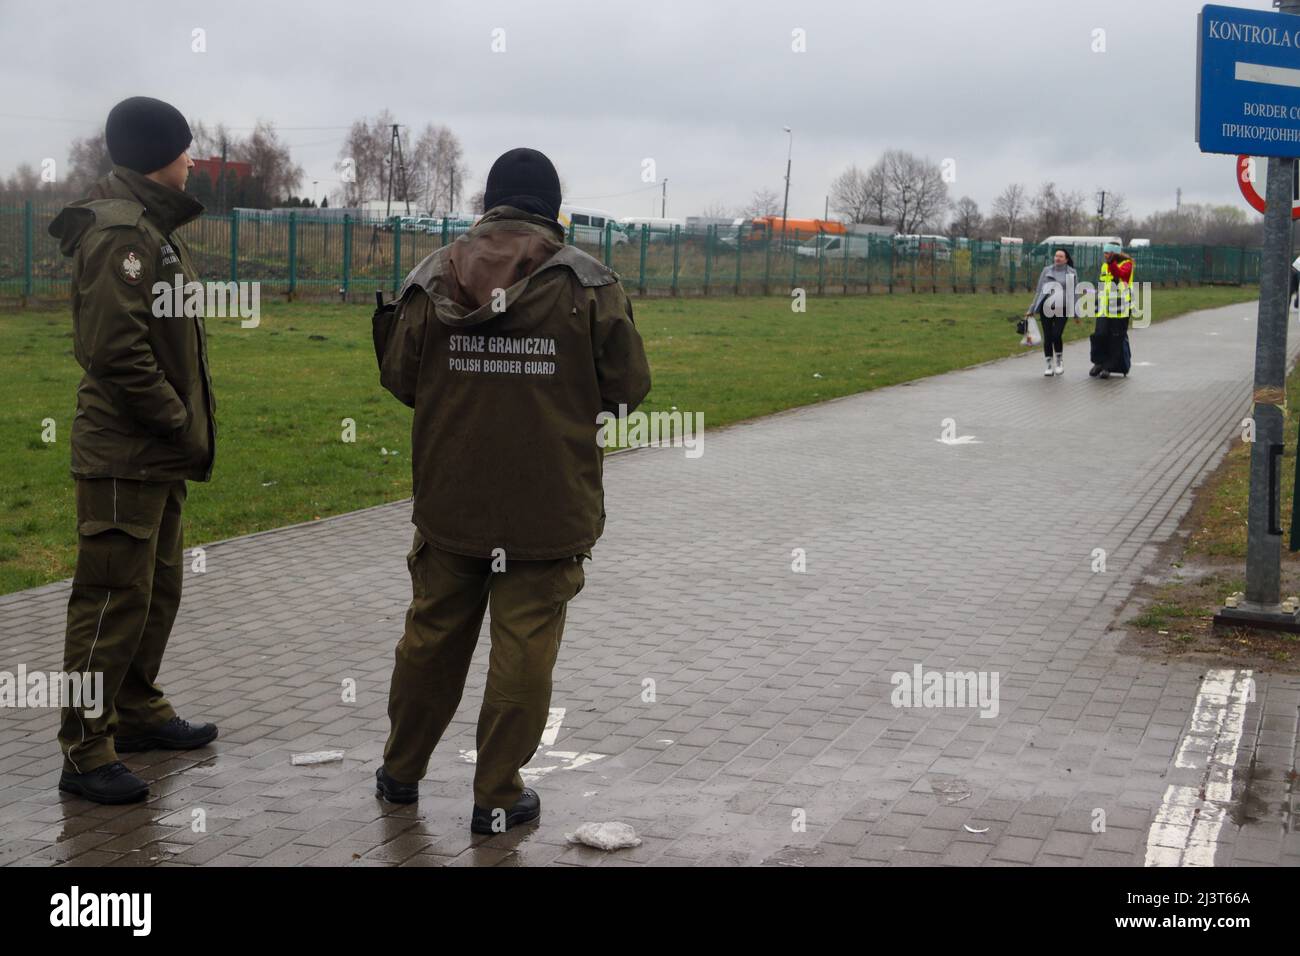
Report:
458,706,607,779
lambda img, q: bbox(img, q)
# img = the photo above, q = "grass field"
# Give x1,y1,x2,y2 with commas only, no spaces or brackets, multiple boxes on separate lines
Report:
0,285,1259,594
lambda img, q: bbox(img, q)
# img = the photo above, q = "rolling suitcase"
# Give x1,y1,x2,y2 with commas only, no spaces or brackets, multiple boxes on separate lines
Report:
1089,328,1131,376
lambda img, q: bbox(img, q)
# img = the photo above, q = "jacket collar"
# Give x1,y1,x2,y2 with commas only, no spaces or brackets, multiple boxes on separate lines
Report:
474,204,564,242
106,165,205,234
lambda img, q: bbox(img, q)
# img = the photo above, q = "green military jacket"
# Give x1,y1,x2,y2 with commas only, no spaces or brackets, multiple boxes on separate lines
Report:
49,166,217,482
373,205,652,560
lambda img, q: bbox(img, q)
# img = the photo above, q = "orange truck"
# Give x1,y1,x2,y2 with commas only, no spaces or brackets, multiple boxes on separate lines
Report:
746,216,845,244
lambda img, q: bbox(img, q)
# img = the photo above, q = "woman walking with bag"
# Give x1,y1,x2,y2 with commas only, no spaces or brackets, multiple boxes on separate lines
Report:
1025,247,1077,377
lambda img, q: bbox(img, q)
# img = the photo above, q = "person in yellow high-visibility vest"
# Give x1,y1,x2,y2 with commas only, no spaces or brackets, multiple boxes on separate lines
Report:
1089,242,1135,379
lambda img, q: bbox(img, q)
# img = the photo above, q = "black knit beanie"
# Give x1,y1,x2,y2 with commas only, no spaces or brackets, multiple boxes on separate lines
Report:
105,97,193,175
483,148,562,220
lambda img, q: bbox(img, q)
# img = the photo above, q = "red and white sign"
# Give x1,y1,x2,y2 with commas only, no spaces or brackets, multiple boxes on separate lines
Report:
1237,154,1300,220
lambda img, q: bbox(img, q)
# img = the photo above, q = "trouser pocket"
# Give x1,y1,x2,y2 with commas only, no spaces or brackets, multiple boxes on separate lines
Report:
550,552,588,605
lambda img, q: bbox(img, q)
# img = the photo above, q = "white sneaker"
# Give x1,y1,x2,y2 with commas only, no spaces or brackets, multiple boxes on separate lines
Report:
1054,356,1063,375
1044,359,1055,377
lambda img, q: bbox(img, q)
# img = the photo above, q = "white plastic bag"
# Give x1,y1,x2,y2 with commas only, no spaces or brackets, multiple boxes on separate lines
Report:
565,821,642,850
1021,315,1042,348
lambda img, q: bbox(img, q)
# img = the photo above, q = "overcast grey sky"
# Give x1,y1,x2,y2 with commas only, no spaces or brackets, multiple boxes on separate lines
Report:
0,0,1272,223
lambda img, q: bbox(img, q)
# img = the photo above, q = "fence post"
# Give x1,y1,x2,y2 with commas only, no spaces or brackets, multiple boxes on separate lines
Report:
671,225,680,297
735,226,743,294
970,243,977,293
229,209,239,284
638,224,648,296
342,214,352,299
391,217,402,292
703,225,713,296
23,200,34,299
842,231,850,295
763,232,772,295
288,211,297,299
817,236,825,296
604,222,612,266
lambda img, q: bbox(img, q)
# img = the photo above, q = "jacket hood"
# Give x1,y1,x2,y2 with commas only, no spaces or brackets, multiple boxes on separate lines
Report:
432,205,566,327
48,165,204,256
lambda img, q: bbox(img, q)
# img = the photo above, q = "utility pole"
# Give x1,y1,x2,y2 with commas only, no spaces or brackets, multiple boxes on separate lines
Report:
1095,189,1106,235
780,126,793,250
1175,187,1182,212
661,178,668,218
1215,0,1300,630
219,135,228,214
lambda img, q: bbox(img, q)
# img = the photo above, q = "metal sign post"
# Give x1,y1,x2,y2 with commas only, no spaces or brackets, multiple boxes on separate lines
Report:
1201,2,1300,631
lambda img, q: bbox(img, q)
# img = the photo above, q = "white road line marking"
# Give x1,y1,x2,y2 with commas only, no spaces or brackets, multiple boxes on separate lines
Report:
541,707,565,747
456,707,606,779
1144,668,1252,867
1235,60,1300,89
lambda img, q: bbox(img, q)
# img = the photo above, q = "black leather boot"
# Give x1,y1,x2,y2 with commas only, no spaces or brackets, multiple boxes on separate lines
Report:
58,761,149,804
471,787,541,834
375,766,419,804
115,716,218,752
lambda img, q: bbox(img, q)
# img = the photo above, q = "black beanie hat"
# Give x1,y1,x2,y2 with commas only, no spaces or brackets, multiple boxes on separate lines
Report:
105,97,193,175
483,147,562,220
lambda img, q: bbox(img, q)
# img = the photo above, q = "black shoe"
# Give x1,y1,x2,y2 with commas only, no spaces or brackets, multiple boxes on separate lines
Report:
1089,363,1102,377
58,761,149,804
375,766,419,804
115,716,218,752
471,787,541,834
1099,369,1110,379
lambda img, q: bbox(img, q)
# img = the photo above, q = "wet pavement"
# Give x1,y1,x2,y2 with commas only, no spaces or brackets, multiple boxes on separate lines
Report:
1,298,1297,866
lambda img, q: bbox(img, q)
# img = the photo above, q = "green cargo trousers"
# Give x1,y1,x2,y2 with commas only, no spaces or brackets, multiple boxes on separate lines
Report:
383,529,587,813
58,478,185,773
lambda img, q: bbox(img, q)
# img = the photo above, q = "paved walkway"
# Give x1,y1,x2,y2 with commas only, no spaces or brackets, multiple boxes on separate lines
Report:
2,299,1298,867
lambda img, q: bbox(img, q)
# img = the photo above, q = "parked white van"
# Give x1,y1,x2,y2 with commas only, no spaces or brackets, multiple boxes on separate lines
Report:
559,205,628,244
619,216,685,243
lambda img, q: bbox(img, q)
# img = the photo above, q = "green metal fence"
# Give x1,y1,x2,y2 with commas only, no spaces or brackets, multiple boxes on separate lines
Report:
0,200,1262,304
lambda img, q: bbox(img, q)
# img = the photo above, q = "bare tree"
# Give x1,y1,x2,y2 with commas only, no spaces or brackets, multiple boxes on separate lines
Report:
829,165,871,223
337,110,401,208
232,120,303,206
1095,190,1129,236
948,196,983,239
65,132,112,196
742,187,781,218
412,124,469,215
189,120,234,161
1028,182,1090,240
988,183,1027,238
700,200,735,219
868,150,949,234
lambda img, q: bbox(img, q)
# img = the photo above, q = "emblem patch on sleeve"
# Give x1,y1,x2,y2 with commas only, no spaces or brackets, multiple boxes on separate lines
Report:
117,246,146,286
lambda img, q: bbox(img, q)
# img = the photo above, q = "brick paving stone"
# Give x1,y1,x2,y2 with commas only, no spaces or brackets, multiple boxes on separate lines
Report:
0,300,1293,867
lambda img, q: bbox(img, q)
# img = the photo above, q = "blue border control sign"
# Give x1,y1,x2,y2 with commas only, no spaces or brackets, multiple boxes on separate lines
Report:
1198,4,1300,156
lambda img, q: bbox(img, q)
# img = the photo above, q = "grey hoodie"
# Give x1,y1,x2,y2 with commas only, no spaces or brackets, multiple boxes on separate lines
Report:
1028,262,1078,318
